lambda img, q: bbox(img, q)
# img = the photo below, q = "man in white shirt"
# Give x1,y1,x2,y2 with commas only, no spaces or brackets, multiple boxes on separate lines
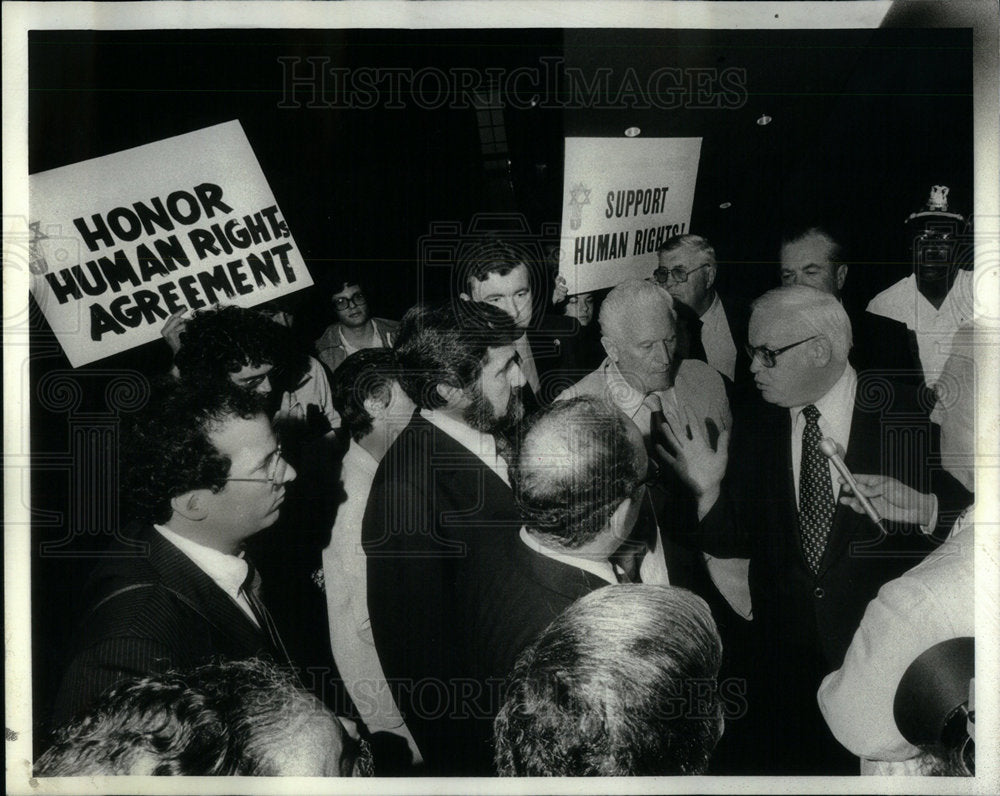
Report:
360,301,525,775
53,382,298,727
321,348,420,766
866,185,974,386
818,322,985,774
654,234,750,385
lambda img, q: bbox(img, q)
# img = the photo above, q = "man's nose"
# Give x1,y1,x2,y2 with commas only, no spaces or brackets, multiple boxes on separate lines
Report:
511,361,527,388
749,352,763,374
281,460,297,484
255,376,272,395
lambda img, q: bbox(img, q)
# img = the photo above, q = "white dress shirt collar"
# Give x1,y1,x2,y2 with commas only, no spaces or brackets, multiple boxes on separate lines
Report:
154,523,258,624
519,527,618,585
420,408,509,485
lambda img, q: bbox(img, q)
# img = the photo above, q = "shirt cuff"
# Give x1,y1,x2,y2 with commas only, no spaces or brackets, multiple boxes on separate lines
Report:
920,493,939,535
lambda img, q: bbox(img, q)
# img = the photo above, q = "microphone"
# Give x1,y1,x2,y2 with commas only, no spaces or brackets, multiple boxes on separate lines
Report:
819,437,887,534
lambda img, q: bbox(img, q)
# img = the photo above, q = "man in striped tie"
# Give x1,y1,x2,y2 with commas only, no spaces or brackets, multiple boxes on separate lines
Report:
51,380,298,729
658,285,972,774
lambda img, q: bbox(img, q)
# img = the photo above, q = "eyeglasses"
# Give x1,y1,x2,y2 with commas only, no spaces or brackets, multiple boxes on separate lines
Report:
332,293,367,311
226,446,288,491
745,336,819,368
653,263,710,285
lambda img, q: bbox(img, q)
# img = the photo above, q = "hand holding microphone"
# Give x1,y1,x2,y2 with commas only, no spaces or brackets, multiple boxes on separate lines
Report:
821,437,937,530
819,438,887,534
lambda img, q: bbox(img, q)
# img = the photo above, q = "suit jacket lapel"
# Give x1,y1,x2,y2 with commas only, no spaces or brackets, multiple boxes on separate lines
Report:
818,400,880,575
145,528,270,656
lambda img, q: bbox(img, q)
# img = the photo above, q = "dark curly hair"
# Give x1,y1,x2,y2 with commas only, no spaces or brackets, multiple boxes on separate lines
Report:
494,584,723,776
121,378,268,525
330,348,402,442
393,301,522,410
511,396,644,549
174,304,309,393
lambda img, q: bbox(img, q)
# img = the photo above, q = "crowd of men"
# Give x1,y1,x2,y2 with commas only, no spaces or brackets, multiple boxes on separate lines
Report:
37,185,982,777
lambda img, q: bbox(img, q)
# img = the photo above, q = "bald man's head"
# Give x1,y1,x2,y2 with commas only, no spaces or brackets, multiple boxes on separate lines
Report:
512,397,646,549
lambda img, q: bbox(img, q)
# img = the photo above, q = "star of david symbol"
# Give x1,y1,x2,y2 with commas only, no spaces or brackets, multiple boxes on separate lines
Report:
569,183,591,207
29,221,50,245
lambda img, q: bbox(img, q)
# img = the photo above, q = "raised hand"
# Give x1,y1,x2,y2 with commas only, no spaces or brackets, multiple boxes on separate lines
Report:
654,403,729,500
160,309,189,354
551,275,569,305
839,474,936,528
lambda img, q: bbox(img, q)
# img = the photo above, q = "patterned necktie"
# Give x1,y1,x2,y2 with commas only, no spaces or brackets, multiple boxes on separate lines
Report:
799,404,835,573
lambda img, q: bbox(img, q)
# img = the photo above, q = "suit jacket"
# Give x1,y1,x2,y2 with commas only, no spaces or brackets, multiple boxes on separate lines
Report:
361,412,521,775
848,308,923,387
524,313,587,410
696,376,972,771
51,525,275,728
676,294,753,392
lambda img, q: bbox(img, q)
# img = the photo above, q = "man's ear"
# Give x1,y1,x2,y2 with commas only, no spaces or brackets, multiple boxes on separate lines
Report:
811,335,833,368
363,395,389,421
601,337,620,362
705,263,717,291
170,491,209,522
435,382,467,407
835,264,848,292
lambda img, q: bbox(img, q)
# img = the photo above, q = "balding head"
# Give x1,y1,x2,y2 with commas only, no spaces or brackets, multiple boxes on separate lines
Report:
513,396,646,550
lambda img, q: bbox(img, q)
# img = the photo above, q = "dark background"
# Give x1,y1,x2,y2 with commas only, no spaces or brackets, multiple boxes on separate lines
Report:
26,24,972,742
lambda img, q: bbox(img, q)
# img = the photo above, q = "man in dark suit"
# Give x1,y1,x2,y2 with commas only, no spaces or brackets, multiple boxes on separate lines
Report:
659,285,972,774
361,302,525,775
462,396,651,688
779,226,923,387
459,236,582,410
655,234,752,391
51,383,297,728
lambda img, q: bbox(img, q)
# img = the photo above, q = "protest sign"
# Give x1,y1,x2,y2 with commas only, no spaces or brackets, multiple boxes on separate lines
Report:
558,137,701,294
28,120,312,367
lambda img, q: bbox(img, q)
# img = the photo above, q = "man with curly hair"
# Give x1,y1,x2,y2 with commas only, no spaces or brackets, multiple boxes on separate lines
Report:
50,381,297,728
165,303,339,438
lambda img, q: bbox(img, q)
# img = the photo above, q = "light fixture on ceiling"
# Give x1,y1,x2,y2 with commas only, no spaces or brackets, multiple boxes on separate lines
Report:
719,202,732,209
756,113,772,126
624,126,641,137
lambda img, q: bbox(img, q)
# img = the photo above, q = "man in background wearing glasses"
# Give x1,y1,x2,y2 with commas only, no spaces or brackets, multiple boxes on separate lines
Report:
658,284,972,774
314,280,398,374
50,381,298,729
655,234,752,391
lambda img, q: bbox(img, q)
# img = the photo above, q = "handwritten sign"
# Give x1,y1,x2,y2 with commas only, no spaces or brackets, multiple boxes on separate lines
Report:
28,120,312,367
558,137,701,294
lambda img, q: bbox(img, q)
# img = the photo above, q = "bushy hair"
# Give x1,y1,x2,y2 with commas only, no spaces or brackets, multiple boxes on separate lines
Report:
512,397,644,549
495,585,724,777
780,224,845,266
393,301,522,409
121,379,268,525
330,348,401,442
35,659,331,776
174,304,308,392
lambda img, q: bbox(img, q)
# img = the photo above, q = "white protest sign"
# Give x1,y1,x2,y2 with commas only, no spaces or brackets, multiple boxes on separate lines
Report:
28,120,312,367
558,137,701,294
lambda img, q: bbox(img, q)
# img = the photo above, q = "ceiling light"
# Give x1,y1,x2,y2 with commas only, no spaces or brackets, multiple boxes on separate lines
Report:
756,114,772,126
624,126,641,137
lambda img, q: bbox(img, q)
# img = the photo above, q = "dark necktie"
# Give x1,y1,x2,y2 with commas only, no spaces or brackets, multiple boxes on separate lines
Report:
241,559,293,665
799,404,835,573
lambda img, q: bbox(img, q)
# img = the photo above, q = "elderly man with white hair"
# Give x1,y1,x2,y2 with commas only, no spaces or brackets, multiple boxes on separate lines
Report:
661,284,973,775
